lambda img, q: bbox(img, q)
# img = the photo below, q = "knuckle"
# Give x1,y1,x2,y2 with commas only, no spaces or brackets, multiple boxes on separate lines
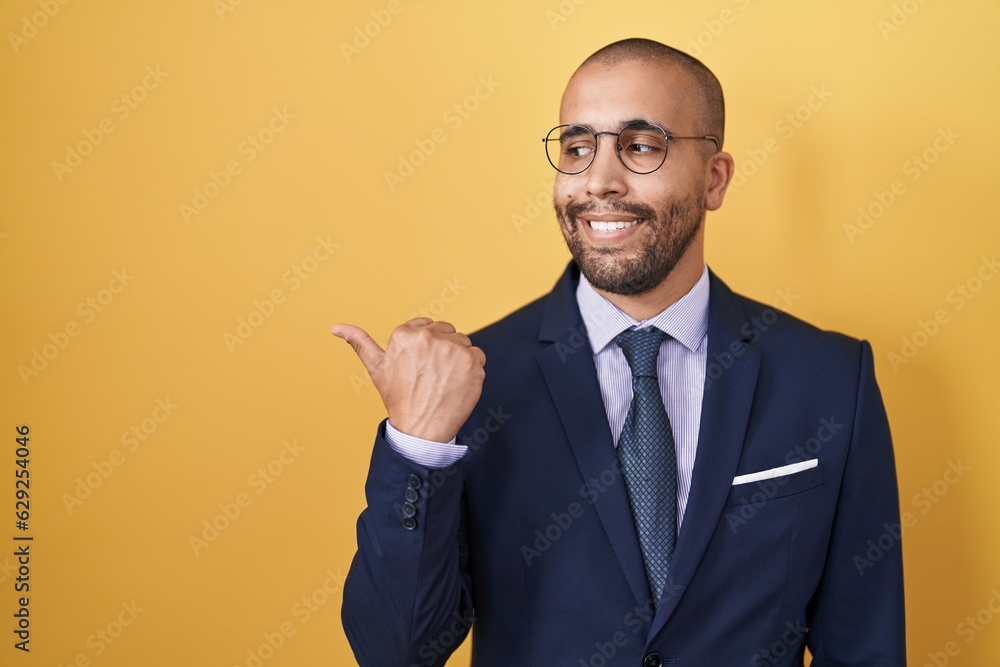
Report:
391,322,418,342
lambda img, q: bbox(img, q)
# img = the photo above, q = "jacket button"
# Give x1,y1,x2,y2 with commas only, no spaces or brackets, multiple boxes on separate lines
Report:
407,474,422,490
402,517,417,530
404,487,419,502
643,653,663,667
401,502,416,518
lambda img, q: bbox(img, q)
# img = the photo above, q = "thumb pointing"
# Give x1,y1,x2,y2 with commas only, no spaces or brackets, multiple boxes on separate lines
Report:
332,323,385,373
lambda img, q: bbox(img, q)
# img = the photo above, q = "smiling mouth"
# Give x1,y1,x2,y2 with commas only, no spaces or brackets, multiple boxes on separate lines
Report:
582,218,643,232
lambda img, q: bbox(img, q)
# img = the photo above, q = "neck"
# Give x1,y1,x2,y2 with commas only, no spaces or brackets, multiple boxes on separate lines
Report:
593,250,704,321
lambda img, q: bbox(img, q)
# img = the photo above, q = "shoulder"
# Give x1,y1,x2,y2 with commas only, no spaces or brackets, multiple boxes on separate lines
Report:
467,261,579,350
718,278,873,377
468,293,549,352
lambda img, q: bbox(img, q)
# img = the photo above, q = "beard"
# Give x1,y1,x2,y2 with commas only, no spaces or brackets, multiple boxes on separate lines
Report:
554,192,704,296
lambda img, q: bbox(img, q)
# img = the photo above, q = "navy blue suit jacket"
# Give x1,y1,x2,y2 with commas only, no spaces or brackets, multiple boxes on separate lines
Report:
342,263,906,666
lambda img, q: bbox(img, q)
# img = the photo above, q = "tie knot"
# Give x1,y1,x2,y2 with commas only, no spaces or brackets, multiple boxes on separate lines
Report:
615,327,669,378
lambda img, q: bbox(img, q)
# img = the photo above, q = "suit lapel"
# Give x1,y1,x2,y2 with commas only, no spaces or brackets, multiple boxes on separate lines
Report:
648,271,761,636
535,264,650,607
533,264,763,627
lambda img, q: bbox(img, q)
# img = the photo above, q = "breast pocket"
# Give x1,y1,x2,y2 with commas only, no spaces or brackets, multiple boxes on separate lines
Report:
726,464,824,507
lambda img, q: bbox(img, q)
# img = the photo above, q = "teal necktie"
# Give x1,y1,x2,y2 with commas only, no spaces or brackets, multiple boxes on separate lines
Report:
615,326,678,606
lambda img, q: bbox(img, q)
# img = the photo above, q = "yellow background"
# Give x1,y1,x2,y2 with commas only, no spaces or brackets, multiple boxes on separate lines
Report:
1,0,998,665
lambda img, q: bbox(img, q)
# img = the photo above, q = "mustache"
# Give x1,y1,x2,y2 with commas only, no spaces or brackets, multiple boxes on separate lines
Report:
563,200,657,222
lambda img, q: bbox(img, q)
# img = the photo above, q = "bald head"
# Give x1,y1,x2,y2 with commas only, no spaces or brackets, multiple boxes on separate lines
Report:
574,38,725,149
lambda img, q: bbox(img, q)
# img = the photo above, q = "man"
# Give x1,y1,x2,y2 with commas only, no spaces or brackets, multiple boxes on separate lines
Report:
334,38,905,666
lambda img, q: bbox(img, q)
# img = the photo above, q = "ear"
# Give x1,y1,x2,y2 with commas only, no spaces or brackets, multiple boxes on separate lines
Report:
704,150,735,211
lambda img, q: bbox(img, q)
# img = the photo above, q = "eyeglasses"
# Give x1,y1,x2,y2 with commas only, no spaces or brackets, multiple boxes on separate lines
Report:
542,121,720,175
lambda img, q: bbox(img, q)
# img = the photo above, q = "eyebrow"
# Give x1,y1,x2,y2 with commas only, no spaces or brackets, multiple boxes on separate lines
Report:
560,125,592,140
619,118,667,132
566,119,676,135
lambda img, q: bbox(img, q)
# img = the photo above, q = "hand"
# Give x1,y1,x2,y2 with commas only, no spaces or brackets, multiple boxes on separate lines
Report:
332,318,486,443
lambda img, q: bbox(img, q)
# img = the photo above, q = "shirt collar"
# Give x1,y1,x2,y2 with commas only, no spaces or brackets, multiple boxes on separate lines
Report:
575,264,710,354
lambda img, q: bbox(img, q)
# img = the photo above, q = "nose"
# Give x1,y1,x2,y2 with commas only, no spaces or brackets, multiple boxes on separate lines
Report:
584,134,628,200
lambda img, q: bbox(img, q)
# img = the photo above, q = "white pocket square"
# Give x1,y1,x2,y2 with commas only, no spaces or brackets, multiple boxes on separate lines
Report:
732,459,818,486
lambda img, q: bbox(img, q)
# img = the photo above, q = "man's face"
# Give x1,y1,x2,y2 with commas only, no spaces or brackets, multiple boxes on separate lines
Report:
554,59,712,296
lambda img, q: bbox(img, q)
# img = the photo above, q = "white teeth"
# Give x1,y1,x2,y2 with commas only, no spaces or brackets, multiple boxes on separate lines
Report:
588,220,640,232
